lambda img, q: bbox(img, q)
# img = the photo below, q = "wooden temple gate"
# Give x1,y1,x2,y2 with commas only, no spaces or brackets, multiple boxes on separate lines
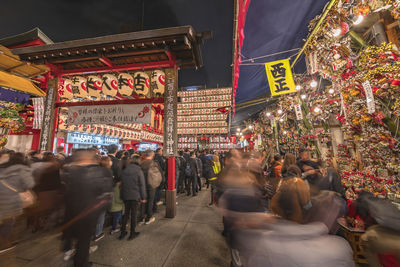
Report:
12,26,207,218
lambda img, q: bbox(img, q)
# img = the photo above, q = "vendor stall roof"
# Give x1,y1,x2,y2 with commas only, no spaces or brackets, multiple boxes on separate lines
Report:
0,70,45,96
0,45,49,78
10,26,205,75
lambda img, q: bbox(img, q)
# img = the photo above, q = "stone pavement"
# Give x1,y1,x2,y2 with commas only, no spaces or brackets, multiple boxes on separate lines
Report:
13,189,231,267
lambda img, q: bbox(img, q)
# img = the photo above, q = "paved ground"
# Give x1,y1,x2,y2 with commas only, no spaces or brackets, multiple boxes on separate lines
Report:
13,189,230,267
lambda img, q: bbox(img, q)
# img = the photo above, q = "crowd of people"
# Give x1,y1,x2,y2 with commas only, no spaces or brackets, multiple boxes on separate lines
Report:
213,148,400,267
1,144,399,266
0,145,224,267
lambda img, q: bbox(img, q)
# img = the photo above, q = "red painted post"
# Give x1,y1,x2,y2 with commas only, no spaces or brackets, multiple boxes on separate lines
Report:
168,157,175,190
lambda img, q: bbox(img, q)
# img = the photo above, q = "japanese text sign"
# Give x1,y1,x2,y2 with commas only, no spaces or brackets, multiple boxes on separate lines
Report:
362,81,376,114
163,68,178,157
265,59,296,97
39,79,58,151
294,104,303,121
67,104,151,125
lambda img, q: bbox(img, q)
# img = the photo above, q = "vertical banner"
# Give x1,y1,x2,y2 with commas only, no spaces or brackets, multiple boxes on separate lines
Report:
39,78,58,151
294,104,303,121
265,59,296,96
32,97,44,129
163,68,178,157
362,81,376,114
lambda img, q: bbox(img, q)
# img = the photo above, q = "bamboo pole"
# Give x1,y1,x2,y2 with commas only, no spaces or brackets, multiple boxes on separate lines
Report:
291,0,338,68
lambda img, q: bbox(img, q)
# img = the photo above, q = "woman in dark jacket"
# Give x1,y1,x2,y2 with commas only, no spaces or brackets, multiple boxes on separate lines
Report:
119,156,147,240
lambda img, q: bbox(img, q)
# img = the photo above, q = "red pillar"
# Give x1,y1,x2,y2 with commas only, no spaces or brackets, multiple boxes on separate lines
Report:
168,157,175,190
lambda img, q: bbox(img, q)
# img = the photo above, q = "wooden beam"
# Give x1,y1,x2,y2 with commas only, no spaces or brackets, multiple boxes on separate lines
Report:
55,97,164,107
98,55,114,67
56,60,173,76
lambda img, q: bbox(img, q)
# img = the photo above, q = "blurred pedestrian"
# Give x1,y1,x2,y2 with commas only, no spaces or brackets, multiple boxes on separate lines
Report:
62,149,112,266
0,150,35,262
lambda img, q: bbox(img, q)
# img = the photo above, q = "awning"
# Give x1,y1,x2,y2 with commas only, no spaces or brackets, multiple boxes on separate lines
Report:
0,45,49,77
0,70,46,96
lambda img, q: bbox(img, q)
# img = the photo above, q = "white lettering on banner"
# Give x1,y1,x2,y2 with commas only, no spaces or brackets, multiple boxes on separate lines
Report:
294,104,303,120
67,132,119,145
40,82,55,151
163,69,177,157
67,104,151,125
362,81,376,114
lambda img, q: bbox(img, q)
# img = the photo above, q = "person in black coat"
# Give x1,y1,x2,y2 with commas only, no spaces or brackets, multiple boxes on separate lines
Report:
119,156,147,240
62,149,113,267
186,151,199,196
108,144,121,182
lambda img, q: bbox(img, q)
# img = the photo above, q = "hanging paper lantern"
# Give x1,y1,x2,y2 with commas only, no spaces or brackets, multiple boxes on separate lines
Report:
133,71,150,98
58,115,67,130
58,79,74,99
118,73,134,96
151,70,165,97
102,74,118,97
71,76,87,98
87,75,103,99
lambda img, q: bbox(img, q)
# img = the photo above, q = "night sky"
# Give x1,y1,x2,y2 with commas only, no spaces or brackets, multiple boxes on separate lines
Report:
0,0,233,88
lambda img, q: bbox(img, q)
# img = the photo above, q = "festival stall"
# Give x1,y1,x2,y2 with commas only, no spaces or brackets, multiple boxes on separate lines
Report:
0,45,48,151
244,0,400,202
234,1,400,262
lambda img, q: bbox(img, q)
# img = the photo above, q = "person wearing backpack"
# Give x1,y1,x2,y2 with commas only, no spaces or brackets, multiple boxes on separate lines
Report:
140,150,162,225
185,151,198,196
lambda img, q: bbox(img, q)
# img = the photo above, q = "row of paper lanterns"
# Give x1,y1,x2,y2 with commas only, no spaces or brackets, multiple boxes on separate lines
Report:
58,70,165,100
58,117,162,142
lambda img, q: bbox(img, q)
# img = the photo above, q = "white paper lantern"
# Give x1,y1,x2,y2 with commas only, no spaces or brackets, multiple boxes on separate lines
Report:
87,75,103,99
118,73,134,96
133,71,150,98
151,70,165,97
102,74,118,97
71,76,87,98
58,79,74,99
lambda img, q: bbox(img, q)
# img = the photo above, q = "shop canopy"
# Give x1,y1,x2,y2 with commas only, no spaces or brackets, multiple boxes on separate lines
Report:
232,0,330,124
0,70,45,97
0,45,48,97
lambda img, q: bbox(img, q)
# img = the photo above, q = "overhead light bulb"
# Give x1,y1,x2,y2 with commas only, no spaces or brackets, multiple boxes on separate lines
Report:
266,112,271,117
236,133,239,136
283,131,287,135
301,94,307,100
314,107,321,113
328,88,335,94
240,132,243,136
333,28,341,37
310,80,318,88
353,15,364,25
237,128,240,132
277,109,283,115
279,118,284,122
295,85,302,90
249,125,253,130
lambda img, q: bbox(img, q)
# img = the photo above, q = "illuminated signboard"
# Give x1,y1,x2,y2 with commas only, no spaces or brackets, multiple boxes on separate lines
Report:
67,132,119,145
